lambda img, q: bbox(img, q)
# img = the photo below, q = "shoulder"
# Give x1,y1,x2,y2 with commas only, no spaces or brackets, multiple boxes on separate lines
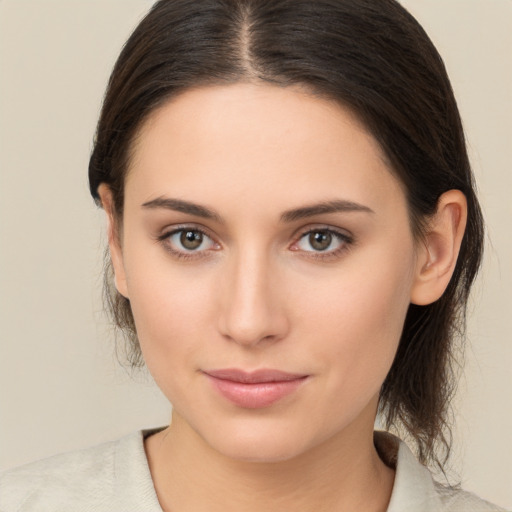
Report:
0,428,164,512
0,437,118,511
374,431,508,512
435,484,509,512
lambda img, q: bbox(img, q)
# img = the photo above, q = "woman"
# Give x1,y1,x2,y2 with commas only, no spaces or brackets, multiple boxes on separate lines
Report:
0,1,508,511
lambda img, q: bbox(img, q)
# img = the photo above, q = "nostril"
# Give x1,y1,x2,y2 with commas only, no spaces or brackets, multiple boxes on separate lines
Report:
218,300,289,347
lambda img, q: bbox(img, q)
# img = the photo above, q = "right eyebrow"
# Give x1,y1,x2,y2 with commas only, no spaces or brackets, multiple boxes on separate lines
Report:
141,197,224,223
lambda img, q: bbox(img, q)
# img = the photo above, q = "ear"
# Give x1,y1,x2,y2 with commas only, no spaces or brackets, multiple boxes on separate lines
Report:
97,184,129,299
410,190,467,306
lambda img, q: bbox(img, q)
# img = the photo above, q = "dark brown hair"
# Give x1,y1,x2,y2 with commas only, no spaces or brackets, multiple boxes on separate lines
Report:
88,0,484,472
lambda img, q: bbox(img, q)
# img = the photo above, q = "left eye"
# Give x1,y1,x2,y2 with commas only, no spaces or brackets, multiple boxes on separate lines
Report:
295,230,348,252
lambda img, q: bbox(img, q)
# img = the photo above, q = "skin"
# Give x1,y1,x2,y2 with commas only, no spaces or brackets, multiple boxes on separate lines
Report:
99,83,467,512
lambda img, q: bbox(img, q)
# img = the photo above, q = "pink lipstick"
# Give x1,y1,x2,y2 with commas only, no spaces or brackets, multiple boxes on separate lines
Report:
203,369,308,409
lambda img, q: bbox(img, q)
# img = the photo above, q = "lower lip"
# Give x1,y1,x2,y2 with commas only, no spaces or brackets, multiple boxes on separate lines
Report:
206,375,308,409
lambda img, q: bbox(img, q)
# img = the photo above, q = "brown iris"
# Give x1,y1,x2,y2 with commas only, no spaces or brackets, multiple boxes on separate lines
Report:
180,230,203,250
309,231,332,251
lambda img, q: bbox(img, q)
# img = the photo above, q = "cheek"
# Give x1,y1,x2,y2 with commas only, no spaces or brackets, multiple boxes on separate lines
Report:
130,278,214,345
295,242,415,393
121,243,218,377
126,274,216,406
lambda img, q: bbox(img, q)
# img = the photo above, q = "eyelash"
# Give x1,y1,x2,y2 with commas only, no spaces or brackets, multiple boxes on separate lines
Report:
157,225,218,261
157,225,354,262
292,228,354,260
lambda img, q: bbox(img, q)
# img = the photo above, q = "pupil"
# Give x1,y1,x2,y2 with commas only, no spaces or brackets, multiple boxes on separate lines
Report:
310,231,331,251
181,230,202,250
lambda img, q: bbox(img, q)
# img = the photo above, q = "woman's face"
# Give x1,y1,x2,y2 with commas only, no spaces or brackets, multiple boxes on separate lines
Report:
110,83,421,462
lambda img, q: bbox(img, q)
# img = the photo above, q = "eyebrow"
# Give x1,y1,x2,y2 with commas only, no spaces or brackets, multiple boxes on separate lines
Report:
141,197,374,223
280,199,374,222
142,197,223,222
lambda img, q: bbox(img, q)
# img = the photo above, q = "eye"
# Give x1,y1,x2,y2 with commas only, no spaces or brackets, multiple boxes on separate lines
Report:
159,227,219,258
293,229,352,254
173,230,208,250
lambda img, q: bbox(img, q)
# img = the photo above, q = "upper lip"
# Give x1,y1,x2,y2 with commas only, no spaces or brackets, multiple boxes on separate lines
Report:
203,368,308,384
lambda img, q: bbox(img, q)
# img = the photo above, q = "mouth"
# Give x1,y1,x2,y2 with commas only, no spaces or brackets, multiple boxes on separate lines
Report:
202,368,309,409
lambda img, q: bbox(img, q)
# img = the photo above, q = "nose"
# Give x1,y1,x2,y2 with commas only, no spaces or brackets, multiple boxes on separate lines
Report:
217,248,290,347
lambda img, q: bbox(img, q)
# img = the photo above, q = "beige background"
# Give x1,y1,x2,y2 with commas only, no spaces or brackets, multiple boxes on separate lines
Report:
0,0,510,508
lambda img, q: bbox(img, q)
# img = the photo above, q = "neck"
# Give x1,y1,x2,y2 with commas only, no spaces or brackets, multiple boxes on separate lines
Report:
145,412,395,512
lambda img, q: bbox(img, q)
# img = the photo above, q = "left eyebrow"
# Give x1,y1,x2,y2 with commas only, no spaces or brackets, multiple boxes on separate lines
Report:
280,200,374,223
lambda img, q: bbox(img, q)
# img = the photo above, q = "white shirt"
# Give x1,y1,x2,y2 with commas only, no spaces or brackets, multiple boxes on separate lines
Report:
0,428,507,511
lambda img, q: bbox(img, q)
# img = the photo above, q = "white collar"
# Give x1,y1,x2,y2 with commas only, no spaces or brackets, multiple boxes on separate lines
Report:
374,431,443,512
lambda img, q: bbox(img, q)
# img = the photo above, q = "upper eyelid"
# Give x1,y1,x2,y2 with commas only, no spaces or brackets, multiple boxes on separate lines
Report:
293,224,353,240
159,224,216,240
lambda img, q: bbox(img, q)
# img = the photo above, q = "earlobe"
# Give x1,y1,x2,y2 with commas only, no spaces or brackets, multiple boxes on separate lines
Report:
97,184,129,299
410,190,467,306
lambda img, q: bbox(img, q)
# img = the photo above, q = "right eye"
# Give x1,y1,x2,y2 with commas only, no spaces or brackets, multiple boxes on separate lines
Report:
159,227,219,259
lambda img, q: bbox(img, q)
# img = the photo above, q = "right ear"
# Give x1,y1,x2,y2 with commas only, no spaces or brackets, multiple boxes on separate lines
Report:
97,184,129,298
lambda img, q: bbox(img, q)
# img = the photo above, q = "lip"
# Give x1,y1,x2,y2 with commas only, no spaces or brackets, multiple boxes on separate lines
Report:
203,368,309,409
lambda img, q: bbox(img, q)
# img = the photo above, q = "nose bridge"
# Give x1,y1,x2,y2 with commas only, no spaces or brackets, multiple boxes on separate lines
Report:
218,243,288,346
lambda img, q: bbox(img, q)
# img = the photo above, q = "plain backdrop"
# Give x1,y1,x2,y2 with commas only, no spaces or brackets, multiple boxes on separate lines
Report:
0,0,511,508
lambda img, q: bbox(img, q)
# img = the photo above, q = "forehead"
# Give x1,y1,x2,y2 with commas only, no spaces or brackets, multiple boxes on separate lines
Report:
125,83,405,218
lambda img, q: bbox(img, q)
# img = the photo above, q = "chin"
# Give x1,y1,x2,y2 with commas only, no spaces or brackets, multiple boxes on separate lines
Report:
197,417,326,464
214,435,307,463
